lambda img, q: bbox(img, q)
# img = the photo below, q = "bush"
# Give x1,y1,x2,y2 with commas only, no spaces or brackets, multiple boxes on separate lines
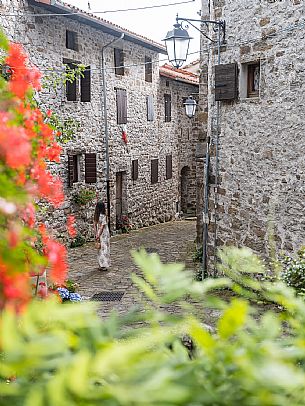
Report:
280,247,305,295
1,249,305,405
70,234,86,248
73,188,96,205
116,214,132,233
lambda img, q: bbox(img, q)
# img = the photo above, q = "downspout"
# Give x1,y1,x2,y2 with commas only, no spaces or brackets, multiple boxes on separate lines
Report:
101,33,124,231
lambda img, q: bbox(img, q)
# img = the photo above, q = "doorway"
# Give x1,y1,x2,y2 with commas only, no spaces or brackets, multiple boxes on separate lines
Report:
115,171,127,228
180,166,190,214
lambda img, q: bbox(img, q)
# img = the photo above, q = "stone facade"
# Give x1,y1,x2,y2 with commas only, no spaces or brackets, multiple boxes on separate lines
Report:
0,0,200,241
201,0,305,270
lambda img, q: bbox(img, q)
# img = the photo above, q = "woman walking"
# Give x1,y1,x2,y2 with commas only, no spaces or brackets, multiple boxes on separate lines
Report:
94,201,110,270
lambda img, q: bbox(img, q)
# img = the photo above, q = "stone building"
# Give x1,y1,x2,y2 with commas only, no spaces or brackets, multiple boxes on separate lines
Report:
0,0,199,240
201,0,305,271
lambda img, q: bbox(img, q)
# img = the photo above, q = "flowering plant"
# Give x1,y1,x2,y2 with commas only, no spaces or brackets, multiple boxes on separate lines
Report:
0,30,75,311
280,247,305,296
116,214,132,233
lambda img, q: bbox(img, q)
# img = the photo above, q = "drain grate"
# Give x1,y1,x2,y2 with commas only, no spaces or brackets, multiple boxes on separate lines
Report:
91,291,124,302
144,247,160,254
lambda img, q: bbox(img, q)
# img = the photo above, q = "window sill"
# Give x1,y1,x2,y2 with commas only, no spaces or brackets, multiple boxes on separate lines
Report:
239,97,260,103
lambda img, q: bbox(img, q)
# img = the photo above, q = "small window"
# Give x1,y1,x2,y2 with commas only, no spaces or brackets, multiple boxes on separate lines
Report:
151,159,158,184
66,62,77,101
114,48,124,76
66,30,78,51
145,56,152,82
116,88,127,124
85,153,97,184
247,62,260,98
146,95,154,121
166,155,172,180
68,154,81,186
165,80,170,87
164,94,171,122
132,159,138,181
80,66,91,102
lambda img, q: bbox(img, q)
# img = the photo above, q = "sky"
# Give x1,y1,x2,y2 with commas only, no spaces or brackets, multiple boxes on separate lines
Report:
65,0,202,65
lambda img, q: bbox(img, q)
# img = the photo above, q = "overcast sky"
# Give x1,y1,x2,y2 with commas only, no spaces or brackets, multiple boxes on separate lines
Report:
66,0,201,65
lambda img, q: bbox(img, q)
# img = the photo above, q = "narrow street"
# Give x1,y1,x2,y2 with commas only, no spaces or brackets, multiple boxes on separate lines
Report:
68,220,198,318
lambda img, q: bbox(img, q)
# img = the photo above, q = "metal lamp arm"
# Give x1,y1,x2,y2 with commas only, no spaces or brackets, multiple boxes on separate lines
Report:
176,16,226,44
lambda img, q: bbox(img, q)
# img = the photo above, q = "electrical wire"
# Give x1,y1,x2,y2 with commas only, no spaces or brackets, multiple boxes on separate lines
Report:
1,0,196,17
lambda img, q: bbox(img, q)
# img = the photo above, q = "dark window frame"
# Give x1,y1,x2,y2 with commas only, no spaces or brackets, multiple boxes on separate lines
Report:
132,159,138,181
114,48,124,76
151,159,158,184
80,65,91,102
247,62,260,98
145,56,152,82
164,94,171,122
66,30,78,51
85,153,97,184
116,88,127,124
166,154,172,180
68,154,80,187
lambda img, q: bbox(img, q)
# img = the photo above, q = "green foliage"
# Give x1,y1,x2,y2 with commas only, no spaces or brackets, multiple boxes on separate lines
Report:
1,248,305,405
70,234,86,248
46,112,80,144
73,188,96,206
280,247,305,295
192,245,203,263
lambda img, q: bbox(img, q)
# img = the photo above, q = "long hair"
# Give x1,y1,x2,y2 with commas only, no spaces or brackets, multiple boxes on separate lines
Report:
94,201,106,223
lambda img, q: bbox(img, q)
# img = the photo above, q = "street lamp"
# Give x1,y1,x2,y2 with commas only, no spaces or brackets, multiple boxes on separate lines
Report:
163,22,192,69
184,95,197,118
164,15,225,280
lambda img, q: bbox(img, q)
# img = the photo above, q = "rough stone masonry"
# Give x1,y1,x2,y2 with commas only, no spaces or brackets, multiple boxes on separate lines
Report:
0,0,200,242
202,0,305,271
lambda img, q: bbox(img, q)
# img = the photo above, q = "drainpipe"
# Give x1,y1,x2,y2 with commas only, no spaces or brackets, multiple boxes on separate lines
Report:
101,33,124,231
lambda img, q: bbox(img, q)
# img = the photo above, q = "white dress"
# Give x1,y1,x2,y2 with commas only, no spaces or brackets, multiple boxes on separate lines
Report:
96,214,110,269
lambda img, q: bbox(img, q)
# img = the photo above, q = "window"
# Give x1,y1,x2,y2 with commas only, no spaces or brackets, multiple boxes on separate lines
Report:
132,159,138,181
85,153,97,183
66,62,77,101
164,94,171,122
116,88,127,124
240,61,260,99
114,48,124,76
68,154,81,186
65,61,91,102
66,30,78,51
80,66,91,102
146,95,154,121
165,80,170,87
166,155,172,180
247,62,260,98
151,159,158,184
145,56,152,82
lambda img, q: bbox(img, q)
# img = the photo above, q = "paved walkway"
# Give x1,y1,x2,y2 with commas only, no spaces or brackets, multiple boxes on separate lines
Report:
68,220,198,318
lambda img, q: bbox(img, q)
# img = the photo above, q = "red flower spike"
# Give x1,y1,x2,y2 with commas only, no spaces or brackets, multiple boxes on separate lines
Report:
67,215,77,238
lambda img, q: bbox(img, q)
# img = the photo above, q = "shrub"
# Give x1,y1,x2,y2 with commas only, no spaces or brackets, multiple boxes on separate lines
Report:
70,234,86,248
72,188,96,205
116,214,132,233
280,247,305,295
1,249,305,405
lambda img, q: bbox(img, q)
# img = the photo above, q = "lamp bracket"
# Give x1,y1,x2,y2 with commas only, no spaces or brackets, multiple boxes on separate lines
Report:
176,14,226,44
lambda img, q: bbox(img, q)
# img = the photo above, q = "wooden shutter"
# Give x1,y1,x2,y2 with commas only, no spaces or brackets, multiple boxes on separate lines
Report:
151,159,158,184
85,153,97,183
116,89,127,124
146,95,154,121
114,48,124,76
132,159,138,181
81,66,91,102
145,56,152,82
68,155,74,187
215,63,238,101
164,94,171,122
166,155,172,180
66,63,77,101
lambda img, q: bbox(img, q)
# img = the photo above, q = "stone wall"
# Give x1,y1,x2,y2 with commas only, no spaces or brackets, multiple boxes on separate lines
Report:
203,0,305,270
0,0,199,241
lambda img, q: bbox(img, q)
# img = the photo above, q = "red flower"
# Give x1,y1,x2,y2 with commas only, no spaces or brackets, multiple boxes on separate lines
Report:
122,131,128,144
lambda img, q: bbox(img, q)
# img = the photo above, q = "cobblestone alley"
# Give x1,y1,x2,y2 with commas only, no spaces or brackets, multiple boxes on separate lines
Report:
68,220,197,318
